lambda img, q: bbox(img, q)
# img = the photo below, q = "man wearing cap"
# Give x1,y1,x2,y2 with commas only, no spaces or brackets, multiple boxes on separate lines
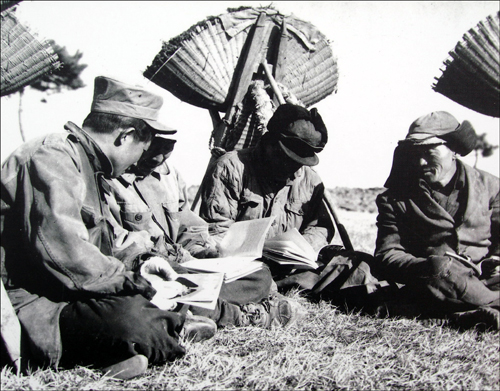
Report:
374,111,500,330
200,103,333,251
104,135,303,330
0,76,214,378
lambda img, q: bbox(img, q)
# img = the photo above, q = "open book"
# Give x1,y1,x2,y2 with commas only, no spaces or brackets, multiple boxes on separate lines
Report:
263,228,319,270
181,217,275,283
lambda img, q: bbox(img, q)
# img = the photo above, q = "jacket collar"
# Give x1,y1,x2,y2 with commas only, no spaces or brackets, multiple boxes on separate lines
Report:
119,161,171,186
461,161,483,224
413,160,477,227
64,121,114,177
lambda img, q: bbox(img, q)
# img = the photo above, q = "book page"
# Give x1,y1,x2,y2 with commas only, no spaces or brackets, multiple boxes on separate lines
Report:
218,216,275,257
174,273,224,310
263,228,319,267
181,258,265,282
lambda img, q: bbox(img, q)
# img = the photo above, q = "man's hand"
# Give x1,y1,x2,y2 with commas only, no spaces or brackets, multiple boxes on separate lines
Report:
141,257,193,310
479,256,500,279
140,256,179,282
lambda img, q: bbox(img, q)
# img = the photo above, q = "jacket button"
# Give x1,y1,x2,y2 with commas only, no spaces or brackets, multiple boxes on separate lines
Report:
135,214,142,221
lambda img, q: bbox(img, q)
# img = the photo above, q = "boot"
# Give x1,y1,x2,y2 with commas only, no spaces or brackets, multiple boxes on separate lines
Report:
450,306,500,331
239,293,305,328
101,354,148,380
181,312,217,342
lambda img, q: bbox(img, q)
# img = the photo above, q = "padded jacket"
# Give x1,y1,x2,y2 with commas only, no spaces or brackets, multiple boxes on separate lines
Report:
199,146,334,251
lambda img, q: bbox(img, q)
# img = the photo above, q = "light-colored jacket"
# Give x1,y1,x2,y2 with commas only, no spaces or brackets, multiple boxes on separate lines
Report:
375,160,500,284
106,163,216,260
0,122,153,367
199,146,334,251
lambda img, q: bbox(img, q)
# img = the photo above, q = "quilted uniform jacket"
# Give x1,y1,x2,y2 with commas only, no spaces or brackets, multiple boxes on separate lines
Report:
0,123,153,367
374,160,500,284
199,146,334,252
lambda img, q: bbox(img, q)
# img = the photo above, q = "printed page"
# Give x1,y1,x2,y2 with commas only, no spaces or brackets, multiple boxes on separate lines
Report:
174,273,225,310
263,228,319,267
218,216,275,257
181,258,265,282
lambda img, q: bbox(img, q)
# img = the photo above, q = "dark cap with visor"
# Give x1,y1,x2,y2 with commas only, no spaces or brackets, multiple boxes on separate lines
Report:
399,111,477,156
266,104,328,166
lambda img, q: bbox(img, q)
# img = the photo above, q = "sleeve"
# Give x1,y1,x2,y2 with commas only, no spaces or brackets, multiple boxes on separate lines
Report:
199,157,242,241
300,181,335,252
374,192,429,283
173,165,190,212
27,143,154,298
488,188,499,257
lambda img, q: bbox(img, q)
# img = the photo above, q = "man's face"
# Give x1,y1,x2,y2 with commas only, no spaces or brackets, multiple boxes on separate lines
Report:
410,144,456,186
266,142,304,181
135,138,176,176
109,130,152,178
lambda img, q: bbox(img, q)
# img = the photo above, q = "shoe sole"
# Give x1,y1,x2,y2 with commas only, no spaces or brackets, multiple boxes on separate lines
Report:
101,354,148,380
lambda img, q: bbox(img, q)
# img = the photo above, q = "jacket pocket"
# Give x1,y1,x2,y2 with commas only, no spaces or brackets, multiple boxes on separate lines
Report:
121,208,154,232
239,192,263,218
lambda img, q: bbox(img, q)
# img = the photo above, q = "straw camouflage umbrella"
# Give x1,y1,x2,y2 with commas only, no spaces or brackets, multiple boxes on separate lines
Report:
144,6,353,250
1,3,60,97
433,12,499,118
144,6,338,152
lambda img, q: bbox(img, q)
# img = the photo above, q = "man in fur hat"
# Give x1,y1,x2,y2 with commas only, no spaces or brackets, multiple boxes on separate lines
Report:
374,111,500,330
199,103,379,304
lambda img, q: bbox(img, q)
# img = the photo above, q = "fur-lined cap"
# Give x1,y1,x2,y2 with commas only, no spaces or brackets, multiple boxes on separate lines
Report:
399,111,477,156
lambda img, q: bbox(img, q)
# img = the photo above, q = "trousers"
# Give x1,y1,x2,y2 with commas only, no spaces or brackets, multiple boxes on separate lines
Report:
377,256,500,320
409,256,500,315
190,267,272,327
59,294,186,369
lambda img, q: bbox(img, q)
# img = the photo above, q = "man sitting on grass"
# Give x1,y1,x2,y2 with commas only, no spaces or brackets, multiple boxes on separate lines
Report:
104,133,304,330
0,76,217,379
374,111,499,330
198,103,379,307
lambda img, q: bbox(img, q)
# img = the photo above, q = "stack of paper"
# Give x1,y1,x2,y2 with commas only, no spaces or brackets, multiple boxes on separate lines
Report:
179,257,264,283
182,217,275,282
174,273,224,310
263,228,319,270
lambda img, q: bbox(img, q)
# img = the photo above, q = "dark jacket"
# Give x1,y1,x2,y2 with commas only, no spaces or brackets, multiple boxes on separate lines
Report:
375,159,499,284
0,122,153,366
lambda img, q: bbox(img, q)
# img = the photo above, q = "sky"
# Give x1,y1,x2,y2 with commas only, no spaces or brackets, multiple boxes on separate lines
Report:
1,1,499,189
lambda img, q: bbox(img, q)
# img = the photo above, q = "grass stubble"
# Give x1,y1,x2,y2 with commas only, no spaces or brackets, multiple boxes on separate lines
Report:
2,293,498,391
2,210,499,390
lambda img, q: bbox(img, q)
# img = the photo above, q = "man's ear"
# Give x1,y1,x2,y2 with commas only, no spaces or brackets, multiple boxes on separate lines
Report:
114,127,135,146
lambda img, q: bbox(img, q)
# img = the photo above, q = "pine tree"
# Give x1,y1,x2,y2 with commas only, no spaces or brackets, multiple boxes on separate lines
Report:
474,133,499,168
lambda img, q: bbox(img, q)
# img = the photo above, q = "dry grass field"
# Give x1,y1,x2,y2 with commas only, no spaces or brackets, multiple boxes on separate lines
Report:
2,189,499,390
